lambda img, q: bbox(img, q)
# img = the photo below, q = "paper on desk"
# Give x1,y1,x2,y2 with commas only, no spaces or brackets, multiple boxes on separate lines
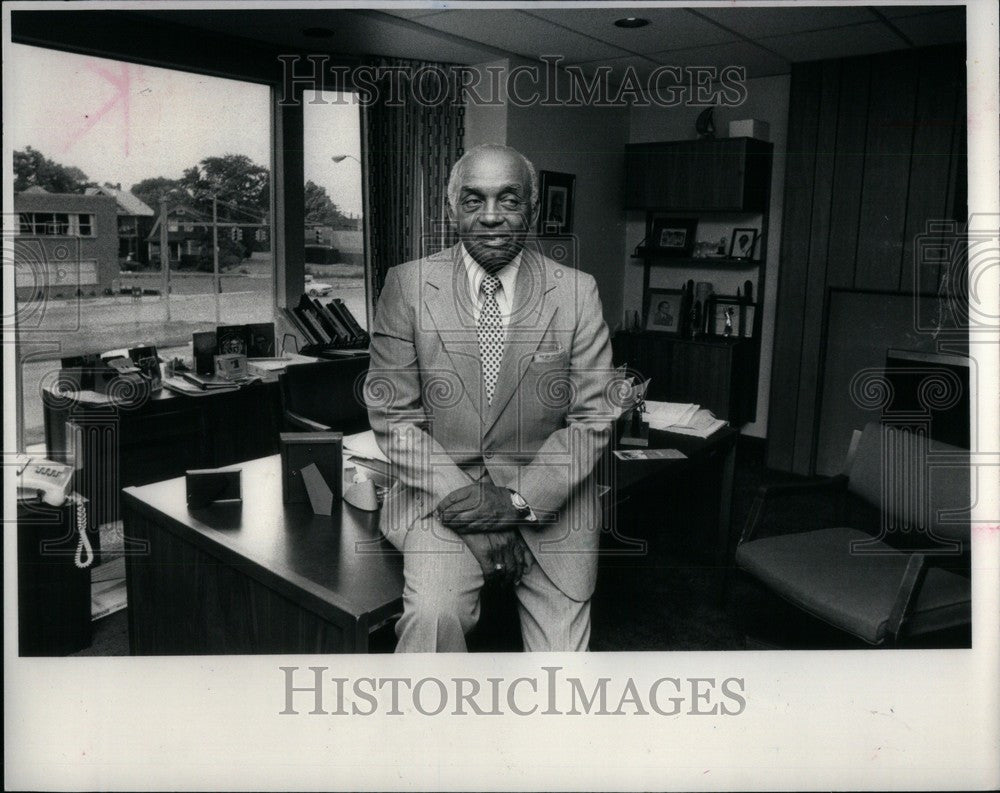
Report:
614,448,688,461
643,401,699,429
665,415,727,438
343,429,390,463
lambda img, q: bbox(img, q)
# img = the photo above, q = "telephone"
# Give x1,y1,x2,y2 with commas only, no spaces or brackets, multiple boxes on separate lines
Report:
16,455,93,569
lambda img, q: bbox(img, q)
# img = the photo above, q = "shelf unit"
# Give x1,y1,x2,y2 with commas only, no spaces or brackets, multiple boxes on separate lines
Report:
622,137,774,425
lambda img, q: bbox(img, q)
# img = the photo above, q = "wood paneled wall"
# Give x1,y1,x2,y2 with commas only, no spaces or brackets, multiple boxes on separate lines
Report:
767,44,966,474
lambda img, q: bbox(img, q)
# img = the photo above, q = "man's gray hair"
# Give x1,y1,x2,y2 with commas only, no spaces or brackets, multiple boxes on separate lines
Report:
446,144,539,211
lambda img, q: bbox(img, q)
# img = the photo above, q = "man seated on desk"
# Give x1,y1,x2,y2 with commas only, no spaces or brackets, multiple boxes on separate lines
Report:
366,143,616,652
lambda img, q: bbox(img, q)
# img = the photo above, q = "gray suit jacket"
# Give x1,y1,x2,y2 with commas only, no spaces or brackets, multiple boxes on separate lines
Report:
366,244,615,602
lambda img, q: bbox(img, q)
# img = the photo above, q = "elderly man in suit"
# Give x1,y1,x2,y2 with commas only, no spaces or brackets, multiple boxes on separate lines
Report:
366,143,615,652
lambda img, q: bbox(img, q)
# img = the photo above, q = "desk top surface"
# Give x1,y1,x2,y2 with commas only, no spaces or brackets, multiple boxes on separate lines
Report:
122,455,403,625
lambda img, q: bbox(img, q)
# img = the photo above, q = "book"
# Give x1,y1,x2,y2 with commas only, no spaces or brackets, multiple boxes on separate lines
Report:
163,376,239,397
246,322,276,357
180,371,248,390
294,305,330,344
318,299,354,342
282,307,317,345
330,298,367,340
216,324,250,356
308,297,347,344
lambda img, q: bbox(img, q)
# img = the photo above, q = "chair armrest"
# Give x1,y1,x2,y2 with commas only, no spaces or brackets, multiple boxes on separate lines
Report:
284,410,332,432
738,475,849,545
886,554,926,645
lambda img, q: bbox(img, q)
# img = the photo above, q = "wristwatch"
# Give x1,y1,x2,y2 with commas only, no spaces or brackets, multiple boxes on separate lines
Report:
508,489,537,522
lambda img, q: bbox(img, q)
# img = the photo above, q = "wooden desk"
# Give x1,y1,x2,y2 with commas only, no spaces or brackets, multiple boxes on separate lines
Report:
122,455,403,654
611,427,739,594
121,429,737,654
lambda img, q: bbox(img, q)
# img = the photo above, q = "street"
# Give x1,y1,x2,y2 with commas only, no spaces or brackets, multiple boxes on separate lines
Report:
17,272,367,445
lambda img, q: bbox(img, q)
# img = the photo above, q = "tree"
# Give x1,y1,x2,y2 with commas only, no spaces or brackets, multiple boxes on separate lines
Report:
304,180,351,226
14,147,93,193
130,176,189,211
181,154,269,220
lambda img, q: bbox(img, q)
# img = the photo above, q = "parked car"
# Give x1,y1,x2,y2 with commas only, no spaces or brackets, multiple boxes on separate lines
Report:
304,274,334,297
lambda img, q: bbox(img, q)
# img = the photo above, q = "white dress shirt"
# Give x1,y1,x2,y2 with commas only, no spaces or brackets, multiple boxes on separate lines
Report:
460,243,522,329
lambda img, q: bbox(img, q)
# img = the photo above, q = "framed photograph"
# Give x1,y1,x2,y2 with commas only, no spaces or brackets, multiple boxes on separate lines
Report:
644,288,683,334
709,296,743,337
729,227,759,259
537,171,575,236
742,304,757,338
650,217,698,257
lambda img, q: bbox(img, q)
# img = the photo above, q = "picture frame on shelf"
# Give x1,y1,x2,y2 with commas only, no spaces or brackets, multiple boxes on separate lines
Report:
644,288,683,334
537,171,575,236
728,227,758,259
649,217,698,257
709,296,744,338
741,304,757,338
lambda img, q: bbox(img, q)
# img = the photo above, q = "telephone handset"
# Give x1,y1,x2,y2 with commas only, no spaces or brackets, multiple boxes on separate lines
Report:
16,455,93,569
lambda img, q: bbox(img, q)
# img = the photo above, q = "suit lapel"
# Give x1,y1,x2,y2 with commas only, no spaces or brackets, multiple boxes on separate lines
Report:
421,245,486,419
484,249,559,432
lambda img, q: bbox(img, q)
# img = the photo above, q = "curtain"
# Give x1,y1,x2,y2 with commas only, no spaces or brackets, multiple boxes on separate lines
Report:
364,57,465,309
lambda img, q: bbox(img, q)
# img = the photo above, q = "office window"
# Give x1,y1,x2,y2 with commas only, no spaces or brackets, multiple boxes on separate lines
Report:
10,44,272,446
302,90,367,329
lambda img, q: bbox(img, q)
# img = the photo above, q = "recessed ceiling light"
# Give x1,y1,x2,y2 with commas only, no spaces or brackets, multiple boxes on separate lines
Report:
614,17,650,29
302,27,335,38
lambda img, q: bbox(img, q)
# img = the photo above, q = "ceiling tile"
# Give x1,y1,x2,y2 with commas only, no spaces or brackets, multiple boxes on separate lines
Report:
760,22,908,63
410,10,627,63
526,7,738,54
891,8,965,46
648,41,790,79
697,6,878,37
380,9,449,20
874,4,955,19
567,54,664,85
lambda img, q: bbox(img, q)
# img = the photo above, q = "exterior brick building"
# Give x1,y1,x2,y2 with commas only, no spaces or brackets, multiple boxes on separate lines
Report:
14,188,119,299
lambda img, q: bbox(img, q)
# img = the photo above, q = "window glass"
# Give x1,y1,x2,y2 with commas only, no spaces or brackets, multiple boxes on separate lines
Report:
10,44,272,446
301,90,367,330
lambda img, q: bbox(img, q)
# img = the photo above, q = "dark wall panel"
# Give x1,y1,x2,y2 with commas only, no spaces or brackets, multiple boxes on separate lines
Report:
826,56,871,289
853,50,919,292
767,44,966,474
792,60,844,472
903,48,963,295
766,62,823,472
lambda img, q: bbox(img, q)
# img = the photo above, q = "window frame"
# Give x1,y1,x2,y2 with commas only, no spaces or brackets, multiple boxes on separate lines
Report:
9,14,371,450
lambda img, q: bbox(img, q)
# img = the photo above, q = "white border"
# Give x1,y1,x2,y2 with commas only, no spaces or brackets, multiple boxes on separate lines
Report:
4,1,999,790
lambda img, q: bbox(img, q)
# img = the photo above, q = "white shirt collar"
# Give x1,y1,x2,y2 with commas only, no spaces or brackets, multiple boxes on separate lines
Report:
460,243,522,310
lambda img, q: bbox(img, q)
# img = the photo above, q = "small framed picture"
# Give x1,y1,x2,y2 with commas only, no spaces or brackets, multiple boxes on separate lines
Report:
729,228,758,259
644,288,683,334
538,171,575,236
709,296,743,337
650,217,698,257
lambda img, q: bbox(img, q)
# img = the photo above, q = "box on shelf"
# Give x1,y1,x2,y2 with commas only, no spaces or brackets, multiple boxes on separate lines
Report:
728,119,770,141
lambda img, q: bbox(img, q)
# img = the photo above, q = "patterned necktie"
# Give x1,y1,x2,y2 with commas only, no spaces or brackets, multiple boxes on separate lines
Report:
478,274,505,406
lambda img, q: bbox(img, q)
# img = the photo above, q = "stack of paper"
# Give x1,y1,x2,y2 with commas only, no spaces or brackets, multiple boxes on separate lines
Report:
642,400,727,438
343,429,389,463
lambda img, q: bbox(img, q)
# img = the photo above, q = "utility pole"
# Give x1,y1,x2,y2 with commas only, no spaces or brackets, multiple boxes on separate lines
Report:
212,194,220,324
159,197,171,321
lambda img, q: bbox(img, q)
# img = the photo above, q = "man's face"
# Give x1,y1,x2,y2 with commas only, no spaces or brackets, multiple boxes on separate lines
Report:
449,149,537,272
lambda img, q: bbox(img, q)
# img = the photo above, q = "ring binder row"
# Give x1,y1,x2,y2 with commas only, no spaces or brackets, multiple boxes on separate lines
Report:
282,294,370,357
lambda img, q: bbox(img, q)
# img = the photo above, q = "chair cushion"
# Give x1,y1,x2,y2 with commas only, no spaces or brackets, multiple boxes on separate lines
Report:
736,527,970,645
847,423,970,543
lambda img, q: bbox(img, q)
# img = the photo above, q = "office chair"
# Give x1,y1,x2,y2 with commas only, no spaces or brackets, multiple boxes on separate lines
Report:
278,356,371,435
735,422,971,647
